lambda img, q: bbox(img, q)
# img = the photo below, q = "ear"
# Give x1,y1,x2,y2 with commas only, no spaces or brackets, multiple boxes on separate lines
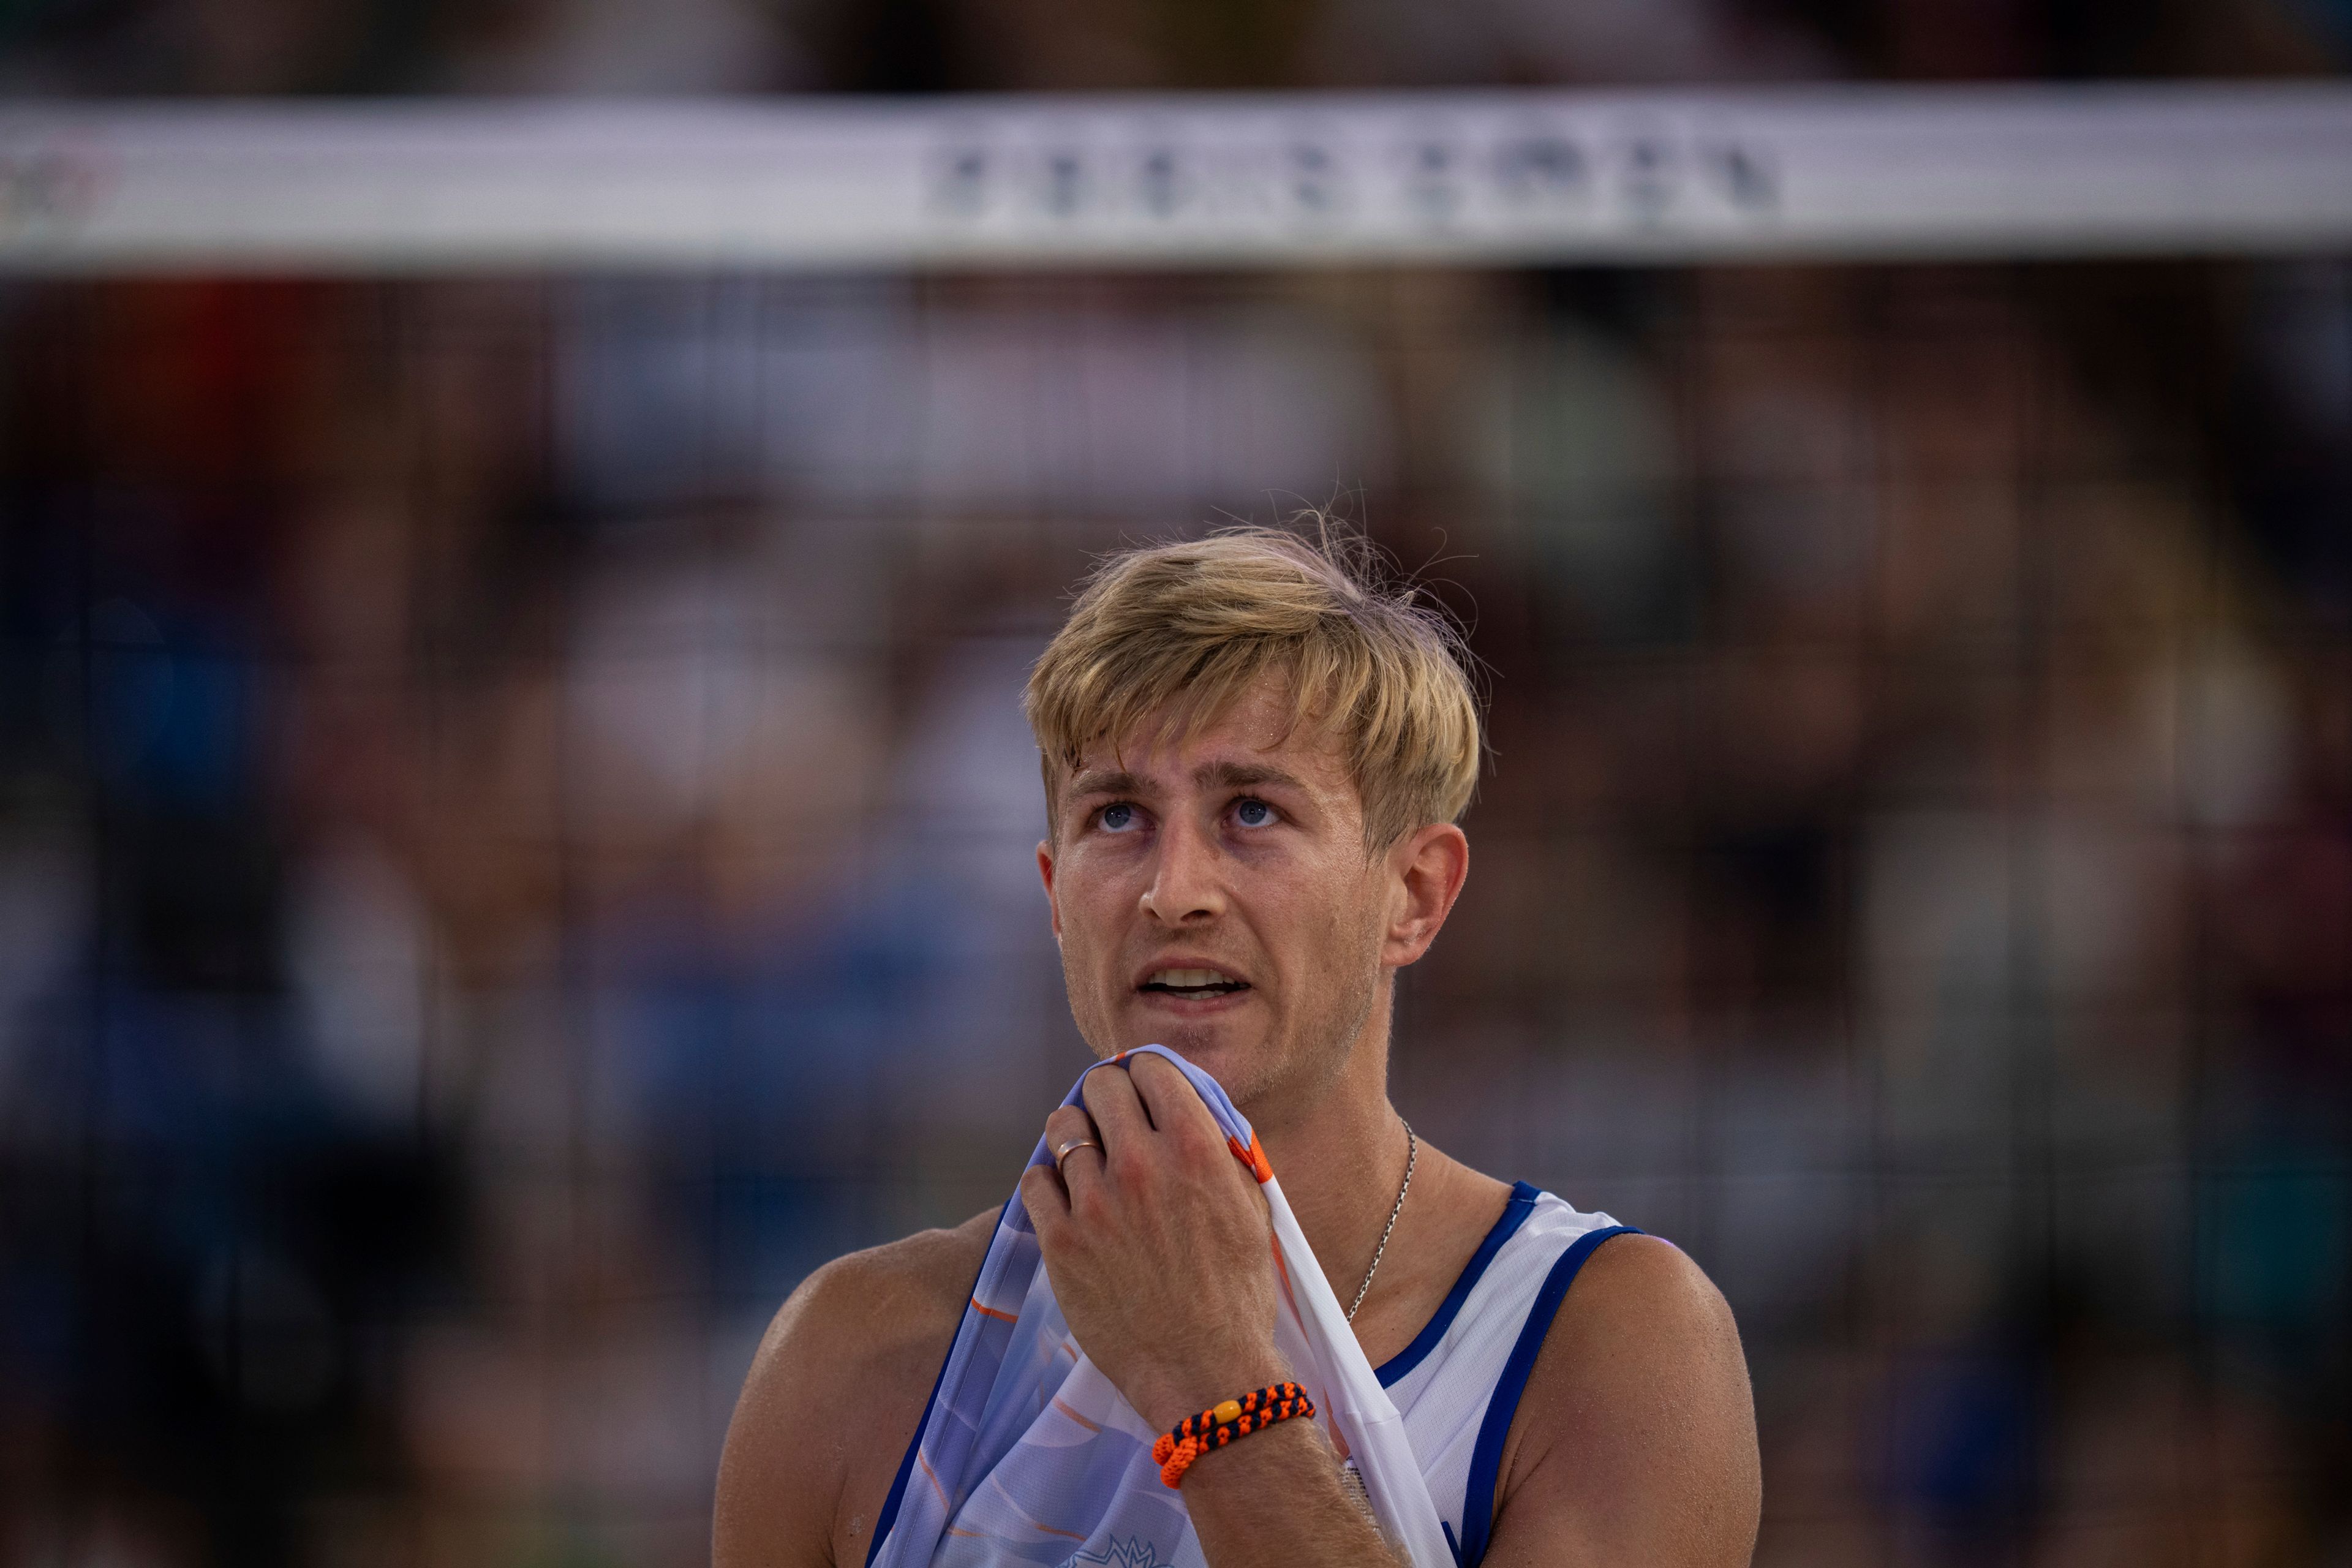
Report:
1380,823,1469,970
1037,839,1063,944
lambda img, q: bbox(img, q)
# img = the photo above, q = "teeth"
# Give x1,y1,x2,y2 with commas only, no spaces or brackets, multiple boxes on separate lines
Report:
1148,968,1238,989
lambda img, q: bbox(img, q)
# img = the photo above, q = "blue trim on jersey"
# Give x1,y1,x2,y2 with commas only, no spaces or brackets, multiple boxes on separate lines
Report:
866,1197,1012,1566
1455,1224,1642,1567
1377,1182,1541,1389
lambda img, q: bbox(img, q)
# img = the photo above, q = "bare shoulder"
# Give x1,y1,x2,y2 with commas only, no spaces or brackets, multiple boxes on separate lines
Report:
1485,1234,1760,1568
715,1208,998,1568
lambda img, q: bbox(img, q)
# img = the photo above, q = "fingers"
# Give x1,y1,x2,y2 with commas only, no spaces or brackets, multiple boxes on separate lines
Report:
1045,1104,1098,1158
1044,1104,1103,1196
1079,1060,1153,1151
1019,1162,1067,1229
1127,1053,1218,1143
1030,1105,1105,1230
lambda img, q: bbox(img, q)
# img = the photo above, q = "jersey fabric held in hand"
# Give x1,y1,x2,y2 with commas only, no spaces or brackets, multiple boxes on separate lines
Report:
865,1046,1639,1568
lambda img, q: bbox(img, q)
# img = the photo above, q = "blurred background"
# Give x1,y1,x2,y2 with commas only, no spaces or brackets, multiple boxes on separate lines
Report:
1,3,2350,1568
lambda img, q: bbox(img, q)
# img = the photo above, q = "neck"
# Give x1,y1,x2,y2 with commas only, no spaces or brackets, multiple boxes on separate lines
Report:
1244,989,1412,1301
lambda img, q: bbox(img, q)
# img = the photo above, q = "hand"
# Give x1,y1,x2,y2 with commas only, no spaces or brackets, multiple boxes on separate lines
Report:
1018,1054,1289,1432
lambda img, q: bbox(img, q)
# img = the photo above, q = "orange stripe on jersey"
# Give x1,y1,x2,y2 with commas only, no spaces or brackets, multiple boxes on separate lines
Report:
916,1449,949,1507
970,1298,1019,1324
1226,1131,1273,1183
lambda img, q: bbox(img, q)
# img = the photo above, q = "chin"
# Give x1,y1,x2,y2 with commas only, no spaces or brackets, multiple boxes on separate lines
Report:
1168,1036,1291,1110
1150,1023,1230,1065
1121,1023,1232,1084
1084,1007,1286,1109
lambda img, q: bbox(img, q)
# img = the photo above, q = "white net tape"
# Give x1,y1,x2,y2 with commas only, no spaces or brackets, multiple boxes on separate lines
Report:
2,85,2349,272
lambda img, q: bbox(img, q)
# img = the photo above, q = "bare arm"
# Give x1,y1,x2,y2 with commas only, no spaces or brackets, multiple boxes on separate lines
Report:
1482,1235,1760,1568
715,1264,853,1568
714,1218,991,1568
1175,1409,1405,1567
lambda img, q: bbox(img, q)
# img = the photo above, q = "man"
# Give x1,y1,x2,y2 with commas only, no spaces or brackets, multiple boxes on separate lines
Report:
715,528,1760,1567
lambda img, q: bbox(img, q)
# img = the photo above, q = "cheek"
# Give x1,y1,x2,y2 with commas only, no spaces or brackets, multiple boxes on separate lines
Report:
1054,856,1128,973
1053,916,1114,1036
1267,862,1381,982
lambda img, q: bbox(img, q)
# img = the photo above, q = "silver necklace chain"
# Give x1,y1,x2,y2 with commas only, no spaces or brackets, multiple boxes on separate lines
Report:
1346,1120,1416,1324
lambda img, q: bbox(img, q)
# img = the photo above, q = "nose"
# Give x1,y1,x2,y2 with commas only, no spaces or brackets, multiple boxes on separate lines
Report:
1139,812,1226,927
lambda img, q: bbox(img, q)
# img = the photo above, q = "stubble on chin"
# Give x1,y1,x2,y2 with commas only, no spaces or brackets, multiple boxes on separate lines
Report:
1155,1020,1220,1060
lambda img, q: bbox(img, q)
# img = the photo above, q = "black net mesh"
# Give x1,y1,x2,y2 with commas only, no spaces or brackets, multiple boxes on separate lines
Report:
1,259,2346,1565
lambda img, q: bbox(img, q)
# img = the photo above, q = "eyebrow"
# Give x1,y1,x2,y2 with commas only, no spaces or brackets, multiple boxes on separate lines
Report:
1062,760,1311,802
1196,760,1308,794
1065,768,1149,801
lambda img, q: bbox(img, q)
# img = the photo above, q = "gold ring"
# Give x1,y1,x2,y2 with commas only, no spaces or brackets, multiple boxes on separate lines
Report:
1053,1137,1099,1170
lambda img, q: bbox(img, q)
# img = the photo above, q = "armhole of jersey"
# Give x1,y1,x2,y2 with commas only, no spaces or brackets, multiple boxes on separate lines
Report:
1377,1181,1540,1389
1454,1224,1642,1568
865,1197,1010,1567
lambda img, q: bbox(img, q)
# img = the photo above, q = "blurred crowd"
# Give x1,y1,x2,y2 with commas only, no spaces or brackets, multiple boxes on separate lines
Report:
1,255,2346,1568
0,1,2348,1567
0,0,2345,94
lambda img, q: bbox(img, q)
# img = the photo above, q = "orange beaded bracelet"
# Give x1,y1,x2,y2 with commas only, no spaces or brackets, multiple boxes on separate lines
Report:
1149,1382,1316,1488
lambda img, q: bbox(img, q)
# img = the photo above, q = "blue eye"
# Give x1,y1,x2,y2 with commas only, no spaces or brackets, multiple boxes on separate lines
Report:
1234,797,1274,828
1099,802,1139,832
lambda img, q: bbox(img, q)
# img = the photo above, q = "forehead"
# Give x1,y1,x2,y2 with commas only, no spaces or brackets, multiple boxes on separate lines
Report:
1066,678,1352,794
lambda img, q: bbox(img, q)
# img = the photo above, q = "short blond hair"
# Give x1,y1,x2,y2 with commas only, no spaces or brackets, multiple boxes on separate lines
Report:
1025,523,1482,850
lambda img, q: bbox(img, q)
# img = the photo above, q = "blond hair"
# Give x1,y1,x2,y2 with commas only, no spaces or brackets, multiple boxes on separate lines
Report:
1025,522,1482,850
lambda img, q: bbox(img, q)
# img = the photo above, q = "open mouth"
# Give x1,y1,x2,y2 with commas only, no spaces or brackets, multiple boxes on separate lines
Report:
1139,967,1251,1000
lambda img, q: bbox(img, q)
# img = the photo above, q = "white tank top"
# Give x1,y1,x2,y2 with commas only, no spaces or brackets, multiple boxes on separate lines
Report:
1376,1183,1634,1566
869,1183,1635,1568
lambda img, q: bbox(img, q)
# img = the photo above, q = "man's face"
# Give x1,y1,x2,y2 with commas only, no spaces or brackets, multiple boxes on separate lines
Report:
1036,677,1400,1112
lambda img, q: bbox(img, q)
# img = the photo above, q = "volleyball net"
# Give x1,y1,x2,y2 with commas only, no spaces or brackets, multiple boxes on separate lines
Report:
5,86,2352,269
